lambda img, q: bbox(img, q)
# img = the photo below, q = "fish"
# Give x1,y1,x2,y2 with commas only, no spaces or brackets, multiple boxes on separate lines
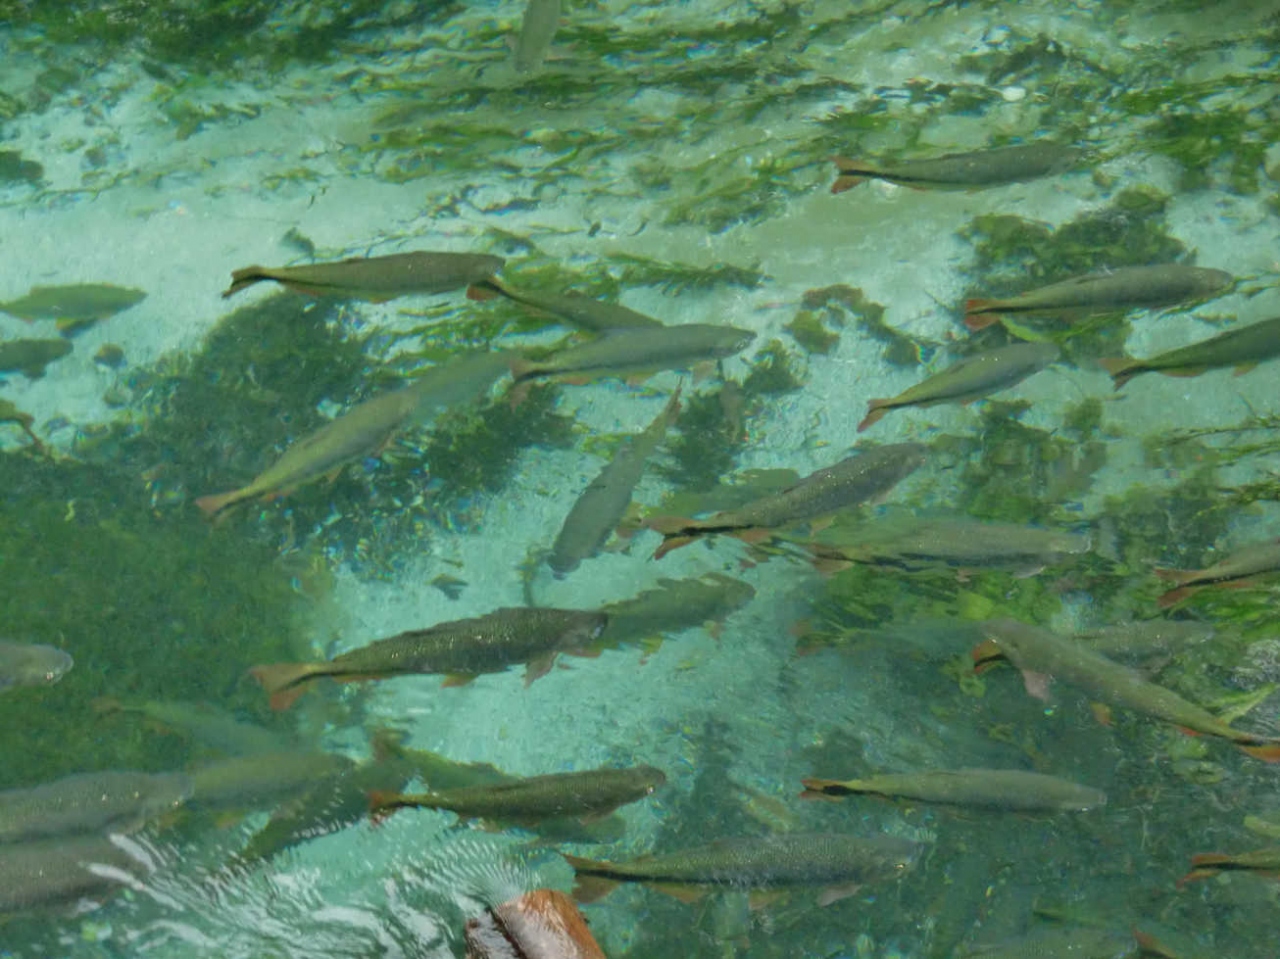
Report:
0,639,73,692
369,727,515,791
595,572,757,651
0,834,146,915
958,925,1170,958
0,337,73,378
549,387,682,576
1074,620,1215,663
830,142,1084,194
465,889,605,959
510,324,755,386
805,516,1091,578
1179,847,1280,885
368,764,666,828
561,832,920,905
1153,537,1280,608
221,251,505,300
799,768,1106,812
644,442,927,559
188,751,355,811
0,770,194,843
467,277,664,331
1098,315,1280,389
250,607,608,710
975,618,1280,761
963,264,1233,332
513,0,562,73
234,759,413,864
91,697,292,756
0,283,146,335
195,350,510,517
858,342,1059,431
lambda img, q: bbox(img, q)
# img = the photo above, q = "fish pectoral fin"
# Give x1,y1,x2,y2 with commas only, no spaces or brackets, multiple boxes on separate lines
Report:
570,874,619,904
1231,362,1258,376
523,653,558,685
441,673,477,688
815,882,861,907
1020,669,1054,702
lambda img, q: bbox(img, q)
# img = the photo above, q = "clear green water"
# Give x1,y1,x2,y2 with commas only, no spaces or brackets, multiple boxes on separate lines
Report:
2,0,1280,956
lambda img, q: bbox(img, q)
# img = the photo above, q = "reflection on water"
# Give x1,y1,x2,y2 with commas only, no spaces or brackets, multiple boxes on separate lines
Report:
2,0,1280,956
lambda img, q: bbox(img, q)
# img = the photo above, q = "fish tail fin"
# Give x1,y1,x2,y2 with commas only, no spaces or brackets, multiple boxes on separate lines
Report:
466,279,503,301
798,778,850,801
248,663,317,711
653,535,696,560
367,790,411,824
1155,584,1195,609
1153,567,1192,584
509,357,537,382
90,696,124,716
963,300,1001,330
857,400,890,432
1096,356,1139,390
561,854,617,903
828,157,871,193
1131,927,1179,958
222,268,270,299
1238,742,1280,762
1176,867,1219,888
194,489,243,518
970,638,1006,672
1188,852,1233,868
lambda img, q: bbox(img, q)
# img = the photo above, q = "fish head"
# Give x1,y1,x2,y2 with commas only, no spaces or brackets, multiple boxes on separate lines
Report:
634,765,668,794
715,327,758,358
558,611,610,649
38,648,74,684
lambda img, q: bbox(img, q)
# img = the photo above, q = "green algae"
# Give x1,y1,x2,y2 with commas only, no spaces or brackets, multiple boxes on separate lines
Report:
792,285,931,366
657,382,749,493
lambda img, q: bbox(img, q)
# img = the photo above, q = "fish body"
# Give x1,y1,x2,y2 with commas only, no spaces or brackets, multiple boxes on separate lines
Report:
93,697,291,755
250,607,608,710
979,618,1280,758
0,338,72,378
959,925,1141,958
831,142,1083,193
549,388,682,575
195,386,421,516
800,768,1106,812
466,889,605,959
221,251,505,300
596,573,756,650
0,640,73,691
1099,315,1280,389
511,324,755,384
859,342,1059,431
646,443,927,558
1074,620,1215,662
0,834,144,915
0,770,194,843
964,264,1232,331
808,517,1090,576
0,283,146,327
370,764,665,825
1181,847,1280,885
189,752,355,811
563,832,920,904
469,278,663,331
514,0,562,72
1154,537,1280,607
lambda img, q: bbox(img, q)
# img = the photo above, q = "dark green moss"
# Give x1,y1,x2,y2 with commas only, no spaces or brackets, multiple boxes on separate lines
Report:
657,382,751,493
784,309,841,354
0,452,310,789
0,149,43,184
797,284,932,367
741,339,804,396
21,0,459,70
